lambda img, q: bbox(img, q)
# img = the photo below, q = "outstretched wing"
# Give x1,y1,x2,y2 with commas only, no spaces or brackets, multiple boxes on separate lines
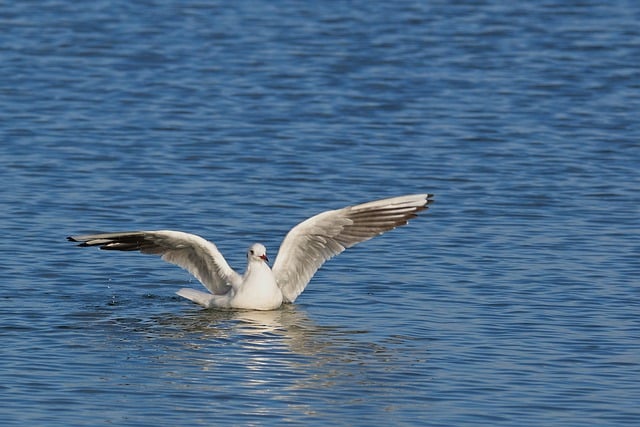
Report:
272,194,434,303
68,230,242,294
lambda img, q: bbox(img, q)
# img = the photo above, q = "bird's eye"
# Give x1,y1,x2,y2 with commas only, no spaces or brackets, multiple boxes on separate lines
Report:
250,250,254,255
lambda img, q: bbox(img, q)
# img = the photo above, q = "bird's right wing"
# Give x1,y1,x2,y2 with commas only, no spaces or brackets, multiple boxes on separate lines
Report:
68,230,242,294
272,194,433,303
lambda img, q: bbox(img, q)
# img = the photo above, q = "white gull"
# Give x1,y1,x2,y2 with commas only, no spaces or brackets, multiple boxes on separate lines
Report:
68,194,434,310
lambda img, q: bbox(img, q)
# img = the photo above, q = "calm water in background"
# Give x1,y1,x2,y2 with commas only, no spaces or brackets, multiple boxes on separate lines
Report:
1,1,639,426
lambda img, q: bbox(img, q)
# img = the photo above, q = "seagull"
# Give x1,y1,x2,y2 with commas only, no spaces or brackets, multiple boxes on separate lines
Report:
68,194,434,310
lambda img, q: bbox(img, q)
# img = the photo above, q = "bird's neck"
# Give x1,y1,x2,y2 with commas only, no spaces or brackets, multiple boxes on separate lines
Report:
245,260,271,276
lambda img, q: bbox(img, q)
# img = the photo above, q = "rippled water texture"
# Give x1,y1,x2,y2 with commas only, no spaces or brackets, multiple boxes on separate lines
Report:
1,1,639,426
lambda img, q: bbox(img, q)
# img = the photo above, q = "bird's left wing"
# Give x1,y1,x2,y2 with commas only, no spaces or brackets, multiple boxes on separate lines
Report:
68,230,242,294
272,194,434,303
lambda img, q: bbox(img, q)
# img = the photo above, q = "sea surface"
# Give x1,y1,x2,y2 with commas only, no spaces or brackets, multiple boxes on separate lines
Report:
1,1,639,426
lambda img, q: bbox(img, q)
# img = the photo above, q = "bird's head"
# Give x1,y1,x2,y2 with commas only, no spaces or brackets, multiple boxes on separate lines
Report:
247,243,268,263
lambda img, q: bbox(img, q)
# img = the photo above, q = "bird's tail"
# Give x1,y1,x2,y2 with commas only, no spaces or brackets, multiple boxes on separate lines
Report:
176,288,217,308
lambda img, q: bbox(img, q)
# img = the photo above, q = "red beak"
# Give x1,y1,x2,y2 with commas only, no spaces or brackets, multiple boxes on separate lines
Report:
260,254,269,262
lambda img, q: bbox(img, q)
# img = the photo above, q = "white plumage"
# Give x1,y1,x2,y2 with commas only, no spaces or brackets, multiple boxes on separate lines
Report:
68,194,434,310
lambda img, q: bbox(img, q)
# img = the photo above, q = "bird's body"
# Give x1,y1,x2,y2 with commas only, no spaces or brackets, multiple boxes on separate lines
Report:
175,243,283,310
68,194,434,310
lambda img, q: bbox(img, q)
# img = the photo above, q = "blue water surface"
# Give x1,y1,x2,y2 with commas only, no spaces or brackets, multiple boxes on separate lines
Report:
1,1,639,426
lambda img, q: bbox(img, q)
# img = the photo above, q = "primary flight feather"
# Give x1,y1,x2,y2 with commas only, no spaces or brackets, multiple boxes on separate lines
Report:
68,194,434,310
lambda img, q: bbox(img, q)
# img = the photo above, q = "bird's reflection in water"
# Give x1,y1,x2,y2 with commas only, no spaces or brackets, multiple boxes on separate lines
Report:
152,303,343,358
102,297,396,368
103,299,413,419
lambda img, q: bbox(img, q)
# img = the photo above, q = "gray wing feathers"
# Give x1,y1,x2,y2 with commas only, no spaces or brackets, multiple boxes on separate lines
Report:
68,230,241,294
272,194,433,303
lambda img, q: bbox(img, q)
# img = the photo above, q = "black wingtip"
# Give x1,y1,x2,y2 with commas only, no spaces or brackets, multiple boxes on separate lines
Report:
67,236,90,247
